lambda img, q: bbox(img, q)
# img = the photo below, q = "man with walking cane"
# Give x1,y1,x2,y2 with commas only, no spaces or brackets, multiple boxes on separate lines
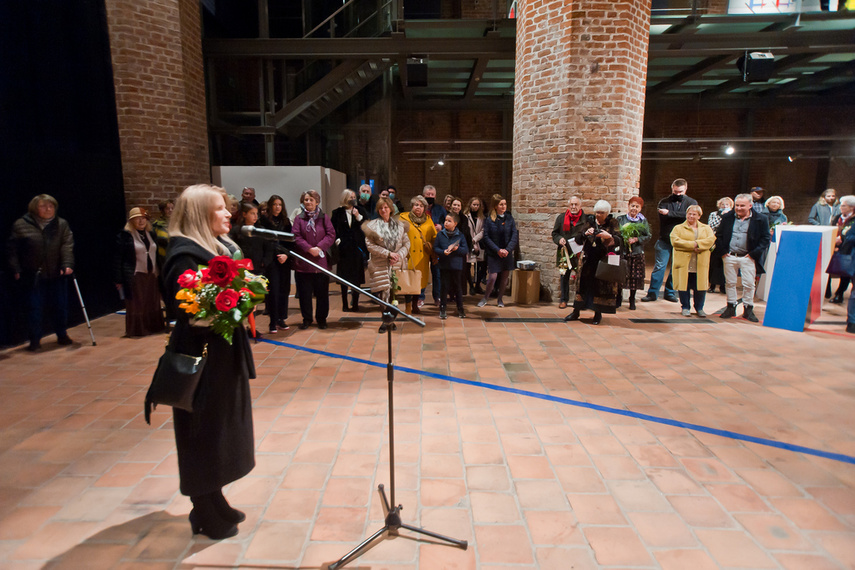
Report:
7,194,75,351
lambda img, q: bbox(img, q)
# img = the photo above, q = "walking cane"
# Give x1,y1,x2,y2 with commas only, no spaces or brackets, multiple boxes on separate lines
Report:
71,275,97,346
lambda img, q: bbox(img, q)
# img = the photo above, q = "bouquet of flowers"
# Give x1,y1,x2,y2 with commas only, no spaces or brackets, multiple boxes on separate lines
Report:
620,222,647,252
175,255,268,344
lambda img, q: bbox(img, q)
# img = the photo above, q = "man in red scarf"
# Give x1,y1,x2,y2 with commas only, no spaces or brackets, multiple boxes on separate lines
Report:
551,196,587,309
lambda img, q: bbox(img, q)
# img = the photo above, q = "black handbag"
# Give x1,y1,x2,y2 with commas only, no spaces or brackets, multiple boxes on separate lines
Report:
826,252,855,278
144,342,207,424
595,258,628,284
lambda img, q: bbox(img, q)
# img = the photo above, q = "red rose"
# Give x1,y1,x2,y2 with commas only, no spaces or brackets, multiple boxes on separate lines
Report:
206,256,238,287
215,288,240,312
236,258,254,271
177,269,199,289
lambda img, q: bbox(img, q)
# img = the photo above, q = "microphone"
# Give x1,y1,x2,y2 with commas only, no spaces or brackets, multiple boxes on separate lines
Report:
240,225,295,242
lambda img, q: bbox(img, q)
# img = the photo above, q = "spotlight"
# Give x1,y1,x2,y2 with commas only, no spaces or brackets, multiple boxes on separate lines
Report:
724,145,736,156
437,158,445,166
787,155,794,163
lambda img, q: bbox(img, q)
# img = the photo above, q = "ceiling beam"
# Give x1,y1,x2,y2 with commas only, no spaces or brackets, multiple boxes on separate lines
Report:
647,54,730,96
464,57,490,100
204,36,515,59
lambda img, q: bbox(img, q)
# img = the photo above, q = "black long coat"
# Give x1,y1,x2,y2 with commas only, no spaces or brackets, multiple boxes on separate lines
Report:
162,237,256,497
482,213,519,273
573,214,623,314
113,229,157,300
330,205,367,285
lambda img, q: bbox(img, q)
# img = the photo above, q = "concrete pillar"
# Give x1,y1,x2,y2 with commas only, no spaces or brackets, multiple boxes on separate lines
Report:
105,0,210,213
512,0,650,298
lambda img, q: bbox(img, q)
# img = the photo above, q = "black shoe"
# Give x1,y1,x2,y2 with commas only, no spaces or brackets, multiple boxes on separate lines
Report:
708,286,716,293
720,303,737,319
628,299,636,311
378,323,387,333
268,325,277,334
277,319,288,329
458,309,466,318
351,305,359,313
847,323,855,334
26,342,40,352
564,309,580,322
439,309,447,320
591,312,602,325
210,491,246,524
831,294,844,304
298,322,311,330
640,293,657,302
57,334,73,346
664,294,678,303
318,322,327,329
742,305,759,323
189,495,239,540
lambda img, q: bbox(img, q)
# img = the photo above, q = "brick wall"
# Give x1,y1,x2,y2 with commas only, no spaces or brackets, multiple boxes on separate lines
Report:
513,0,651,297
641,105,855,249
390,109,508,205
104,0,210,215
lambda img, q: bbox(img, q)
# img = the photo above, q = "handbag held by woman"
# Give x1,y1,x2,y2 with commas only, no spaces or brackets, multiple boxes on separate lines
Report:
144,341,208,424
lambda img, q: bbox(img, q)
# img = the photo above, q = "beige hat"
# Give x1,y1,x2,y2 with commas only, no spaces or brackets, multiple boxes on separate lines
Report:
128,207,149,221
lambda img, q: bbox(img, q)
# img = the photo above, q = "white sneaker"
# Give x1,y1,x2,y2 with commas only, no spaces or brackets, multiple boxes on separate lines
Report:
681,308,691,317
476,299,487,308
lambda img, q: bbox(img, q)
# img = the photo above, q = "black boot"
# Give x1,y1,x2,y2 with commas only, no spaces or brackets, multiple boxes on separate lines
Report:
341,292,350,312
210,490,246,524
351,293,360,312
628,292,636,311
831,294,844,304
592,311,602,325
742,304,759,323
847,323,855,334
720,303,737,318
189,494,238,539
564,309,580,322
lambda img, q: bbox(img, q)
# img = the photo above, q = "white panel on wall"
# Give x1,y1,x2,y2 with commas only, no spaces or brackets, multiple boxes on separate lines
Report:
212,166,347,215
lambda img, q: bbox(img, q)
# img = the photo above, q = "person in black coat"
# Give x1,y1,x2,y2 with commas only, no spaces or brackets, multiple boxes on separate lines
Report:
714,193,771,322
433,212,469,318
330,189,368,311
477,194,519,308
565,201,623,325
230,203,273,338
114,207,165,337
160,184,256,540
258,194,292,332
7,194,75,350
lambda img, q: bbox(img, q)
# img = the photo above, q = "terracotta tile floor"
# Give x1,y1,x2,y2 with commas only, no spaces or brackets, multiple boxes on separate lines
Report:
1,289,854,569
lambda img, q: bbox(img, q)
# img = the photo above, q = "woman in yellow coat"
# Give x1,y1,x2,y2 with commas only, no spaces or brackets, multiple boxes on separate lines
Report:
399,194,436,314
670,204,716,318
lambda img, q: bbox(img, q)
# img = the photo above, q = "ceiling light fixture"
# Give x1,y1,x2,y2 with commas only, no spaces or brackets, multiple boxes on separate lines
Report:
724,144,736,156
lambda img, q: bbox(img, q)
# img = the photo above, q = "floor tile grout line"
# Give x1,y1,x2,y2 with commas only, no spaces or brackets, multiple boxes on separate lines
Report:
260,338,855,466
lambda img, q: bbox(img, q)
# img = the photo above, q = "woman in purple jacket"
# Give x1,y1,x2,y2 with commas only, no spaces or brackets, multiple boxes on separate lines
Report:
292,190,336,329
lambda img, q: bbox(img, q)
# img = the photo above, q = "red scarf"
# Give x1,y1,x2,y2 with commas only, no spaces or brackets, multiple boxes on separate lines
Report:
563,209,583,231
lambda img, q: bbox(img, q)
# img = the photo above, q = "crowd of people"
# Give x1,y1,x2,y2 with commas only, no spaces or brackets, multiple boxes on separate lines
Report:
6,181,855,354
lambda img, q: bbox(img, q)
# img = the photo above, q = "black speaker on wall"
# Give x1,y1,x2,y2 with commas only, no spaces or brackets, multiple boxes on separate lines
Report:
736,51,775,83
406,58,428,87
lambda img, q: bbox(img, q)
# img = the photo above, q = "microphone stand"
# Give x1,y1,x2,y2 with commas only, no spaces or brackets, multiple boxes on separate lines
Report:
264,239,468,568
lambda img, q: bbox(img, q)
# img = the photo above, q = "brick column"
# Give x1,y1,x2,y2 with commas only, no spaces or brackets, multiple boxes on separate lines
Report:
513,0,650,298
105,0,210,213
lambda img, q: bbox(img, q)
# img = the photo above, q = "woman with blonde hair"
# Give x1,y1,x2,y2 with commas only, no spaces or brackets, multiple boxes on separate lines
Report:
331,188,368,311
400,195,437,314
364,197,410,331
114,207,164,336
671,204,715,317
161,184,256,540
463,196,486,294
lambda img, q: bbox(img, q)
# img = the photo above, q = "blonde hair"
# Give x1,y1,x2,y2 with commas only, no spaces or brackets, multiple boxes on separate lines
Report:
463,196,484,219
687,204,703,216
169,184,236,255
717,197,734,209
764,196,785,210
124,214,152,233
488,194,506,222
339,188,356,208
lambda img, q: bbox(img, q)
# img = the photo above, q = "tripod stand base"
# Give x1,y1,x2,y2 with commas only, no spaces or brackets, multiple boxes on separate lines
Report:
327,483,468,570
